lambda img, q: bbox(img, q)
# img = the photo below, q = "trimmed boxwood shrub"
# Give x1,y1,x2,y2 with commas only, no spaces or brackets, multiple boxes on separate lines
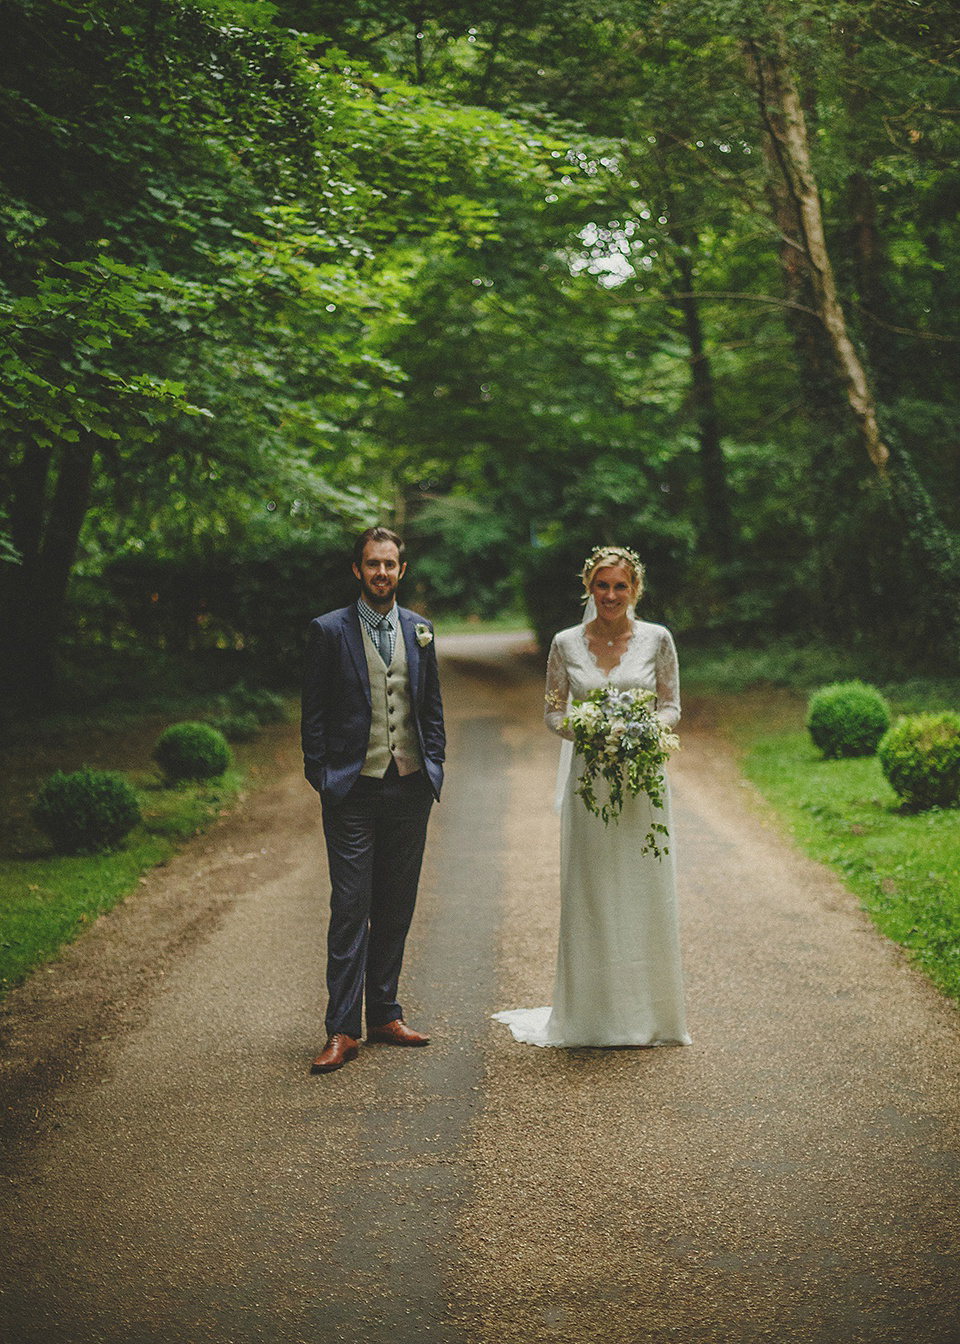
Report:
32,768,142,855
153,721,231,783
878,712,960,810
806,681,891,758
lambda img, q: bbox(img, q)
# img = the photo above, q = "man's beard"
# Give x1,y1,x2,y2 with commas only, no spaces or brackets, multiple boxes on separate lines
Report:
361,575,397,608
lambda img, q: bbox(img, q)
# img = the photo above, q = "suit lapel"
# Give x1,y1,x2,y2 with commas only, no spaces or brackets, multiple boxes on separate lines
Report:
343,606,372,705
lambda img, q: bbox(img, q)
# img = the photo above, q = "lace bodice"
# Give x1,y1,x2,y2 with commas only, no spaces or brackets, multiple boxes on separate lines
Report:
544,619,681,740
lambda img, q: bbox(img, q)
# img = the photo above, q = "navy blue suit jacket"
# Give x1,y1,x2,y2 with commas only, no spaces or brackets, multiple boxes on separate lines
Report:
301,604,445,804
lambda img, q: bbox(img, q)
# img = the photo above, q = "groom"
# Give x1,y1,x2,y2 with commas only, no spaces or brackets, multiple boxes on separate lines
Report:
301,526,445,1073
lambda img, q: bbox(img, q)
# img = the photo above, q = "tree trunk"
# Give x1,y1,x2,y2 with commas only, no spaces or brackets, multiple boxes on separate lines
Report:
0,443,53,699
8,442,52,570
745,39,839,422
672,247,733,561
746,20,888,472
412,10,426,85
746,10,960,657
476,20,506,103
0,434,98,702
35,434,97,672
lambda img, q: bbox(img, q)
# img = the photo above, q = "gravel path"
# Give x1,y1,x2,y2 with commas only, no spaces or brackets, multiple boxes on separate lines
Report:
1,633,958,1343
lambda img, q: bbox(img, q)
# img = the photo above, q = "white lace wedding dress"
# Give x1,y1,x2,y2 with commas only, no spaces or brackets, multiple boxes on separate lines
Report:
493,619,691,1048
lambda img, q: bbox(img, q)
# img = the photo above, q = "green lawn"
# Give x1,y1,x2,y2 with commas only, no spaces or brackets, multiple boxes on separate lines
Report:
740,723,960,1004
432,611,531,635
683,642,960,1003
0,771,245,993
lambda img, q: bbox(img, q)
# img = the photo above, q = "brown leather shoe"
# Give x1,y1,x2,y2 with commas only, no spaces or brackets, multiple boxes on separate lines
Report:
310,1033,359,1073
367,1019,430,1047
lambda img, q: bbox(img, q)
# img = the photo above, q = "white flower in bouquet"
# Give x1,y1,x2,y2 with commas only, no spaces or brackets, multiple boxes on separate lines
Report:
562,685,679,857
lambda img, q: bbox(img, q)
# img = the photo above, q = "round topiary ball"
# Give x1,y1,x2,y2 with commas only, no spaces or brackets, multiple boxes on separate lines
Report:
878,712,960,810
806,681,891,759
32,767,142,855
153,721,231,783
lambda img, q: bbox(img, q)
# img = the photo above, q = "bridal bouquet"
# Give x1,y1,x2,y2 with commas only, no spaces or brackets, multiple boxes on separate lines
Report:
563,687,679,854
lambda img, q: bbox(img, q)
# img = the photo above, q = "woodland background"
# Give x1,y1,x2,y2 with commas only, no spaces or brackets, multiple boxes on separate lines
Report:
2,0,959,705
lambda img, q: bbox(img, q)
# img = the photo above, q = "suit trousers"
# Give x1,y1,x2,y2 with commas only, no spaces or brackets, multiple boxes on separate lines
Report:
320,760,434,1038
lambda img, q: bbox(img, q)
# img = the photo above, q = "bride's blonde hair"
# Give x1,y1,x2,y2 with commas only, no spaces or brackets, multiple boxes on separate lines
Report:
581,544,645,600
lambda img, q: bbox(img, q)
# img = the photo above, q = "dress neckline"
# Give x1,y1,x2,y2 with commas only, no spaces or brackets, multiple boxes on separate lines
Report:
580,619,637,679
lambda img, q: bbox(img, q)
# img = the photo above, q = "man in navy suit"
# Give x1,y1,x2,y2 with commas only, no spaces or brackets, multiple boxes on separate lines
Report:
302,526,445,1073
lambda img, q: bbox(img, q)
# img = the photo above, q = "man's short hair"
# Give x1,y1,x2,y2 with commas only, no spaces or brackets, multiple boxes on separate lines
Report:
352,526,405,568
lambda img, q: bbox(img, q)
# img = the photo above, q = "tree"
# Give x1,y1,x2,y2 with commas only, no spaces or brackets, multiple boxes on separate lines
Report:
6,0,958,683
0,0,564,697
738,0,960,650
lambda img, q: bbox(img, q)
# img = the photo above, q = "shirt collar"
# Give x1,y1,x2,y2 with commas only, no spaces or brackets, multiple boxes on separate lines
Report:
357,596,398,629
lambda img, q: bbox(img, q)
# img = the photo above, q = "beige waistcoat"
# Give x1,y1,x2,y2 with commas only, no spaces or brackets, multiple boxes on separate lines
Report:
360,624,424,778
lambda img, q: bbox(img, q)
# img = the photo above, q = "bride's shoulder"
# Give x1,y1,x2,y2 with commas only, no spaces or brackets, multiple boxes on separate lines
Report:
633,618,674,643
547,626,585,663
551,624,585,650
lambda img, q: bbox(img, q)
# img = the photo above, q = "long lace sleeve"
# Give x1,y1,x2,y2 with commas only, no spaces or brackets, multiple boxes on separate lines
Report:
544,636,574,740
655,628,681,729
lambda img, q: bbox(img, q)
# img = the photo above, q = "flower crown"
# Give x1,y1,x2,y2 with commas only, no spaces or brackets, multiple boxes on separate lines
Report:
580,544,645,588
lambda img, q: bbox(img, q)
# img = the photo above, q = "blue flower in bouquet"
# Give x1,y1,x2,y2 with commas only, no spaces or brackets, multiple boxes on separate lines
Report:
623,719,655,746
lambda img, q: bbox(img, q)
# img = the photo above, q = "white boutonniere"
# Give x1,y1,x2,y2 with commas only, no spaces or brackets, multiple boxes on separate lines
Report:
414,623,433,647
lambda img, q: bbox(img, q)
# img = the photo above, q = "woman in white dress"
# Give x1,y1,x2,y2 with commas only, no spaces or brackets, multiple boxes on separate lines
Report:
494,545,690,1048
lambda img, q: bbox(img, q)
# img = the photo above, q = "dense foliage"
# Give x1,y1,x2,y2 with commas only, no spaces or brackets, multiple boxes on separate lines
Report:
32,768,142,854
2,0,958,694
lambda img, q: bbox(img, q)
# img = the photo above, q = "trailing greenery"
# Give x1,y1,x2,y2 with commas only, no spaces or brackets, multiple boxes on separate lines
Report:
153,722,232,783
878,713,960,812
806,682,891,760
32,768,142,855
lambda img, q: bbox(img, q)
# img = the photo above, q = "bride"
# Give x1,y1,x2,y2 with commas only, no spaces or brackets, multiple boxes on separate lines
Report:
493,545,690,1048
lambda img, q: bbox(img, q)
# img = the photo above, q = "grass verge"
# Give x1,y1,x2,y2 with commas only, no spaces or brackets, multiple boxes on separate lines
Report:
432,611,531,636
732,707,960,1006
684,638,960,706
0,661,294,999
0,770,245,995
